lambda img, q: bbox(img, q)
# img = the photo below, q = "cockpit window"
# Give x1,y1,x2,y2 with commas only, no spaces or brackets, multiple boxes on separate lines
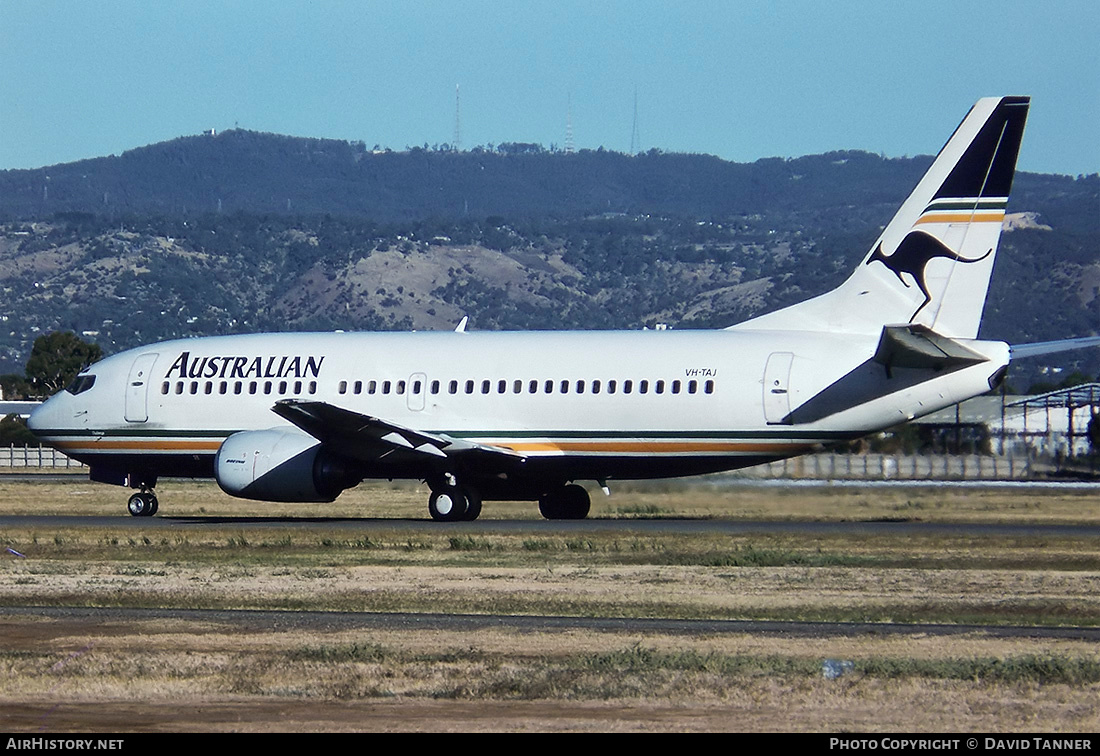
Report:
66,374,97,395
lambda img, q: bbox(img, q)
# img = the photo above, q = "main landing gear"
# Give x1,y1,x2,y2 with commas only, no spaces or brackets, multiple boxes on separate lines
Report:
427,481,483,522
127,489,159,517
538,484,590,520
425,478,592,521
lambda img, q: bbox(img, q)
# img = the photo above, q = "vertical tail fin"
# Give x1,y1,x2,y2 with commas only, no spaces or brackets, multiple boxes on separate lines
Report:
732,96,1029,339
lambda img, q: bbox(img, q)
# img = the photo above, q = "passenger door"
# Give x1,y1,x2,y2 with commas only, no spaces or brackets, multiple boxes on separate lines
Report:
124,353,159,423
763,352,794,425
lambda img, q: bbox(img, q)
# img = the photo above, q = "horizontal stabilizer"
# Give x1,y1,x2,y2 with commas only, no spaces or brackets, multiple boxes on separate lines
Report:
873,325,988,372
1010,336,1100,359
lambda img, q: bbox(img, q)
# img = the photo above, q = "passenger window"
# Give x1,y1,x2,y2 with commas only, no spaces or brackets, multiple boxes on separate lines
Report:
529,380,538,394
465,380,474,394
513,380,522,394
161,382,169,395
278,381,287,394
263,382,273,395
354,381,362,394
308,381,317,394
656,380,665,394
293,381,301,394
412,380,421,395
576,380,585,393
639,380,648,394
219,381,228,395
383,381,391,395
396,380,406,395
671,380,680,394
190,382,198,395
608,380,616,394
234,382,243,395
705,380,714,394
431,380,440,394
481,380,490,394
249,382,257,395
560,380,569,394
545,380,553,394
449,380,458,394
497,380,506,394
175,382,184,395
688,380,697,394
368,380,377,395
338,380,348,394
624,380,633,394
592,380,601,394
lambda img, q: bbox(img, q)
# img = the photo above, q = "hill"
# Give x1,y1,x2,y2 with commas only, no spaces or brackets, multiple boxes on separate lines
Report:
0,131,1096,388
0,129,985,221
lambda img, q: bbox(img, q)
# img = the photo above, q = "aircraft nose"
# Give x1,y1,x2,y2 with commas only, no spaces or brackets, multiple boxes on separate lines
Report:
27,393,64,436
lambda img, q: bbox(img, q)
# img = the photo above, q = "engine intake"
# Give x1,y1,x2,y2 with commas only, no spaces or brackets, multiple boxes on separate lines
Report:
215,429,357,502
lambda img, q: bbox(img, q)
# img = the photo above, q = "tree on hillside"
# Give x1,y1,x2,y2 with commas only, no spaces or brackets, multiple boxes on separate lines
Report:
0,414,37,446
0,373,31,400
24,331,103,398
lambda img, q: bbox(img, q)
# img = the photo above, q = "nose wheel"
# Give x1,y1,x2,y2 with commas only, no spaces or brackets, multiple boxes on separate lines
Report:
127,490,159,517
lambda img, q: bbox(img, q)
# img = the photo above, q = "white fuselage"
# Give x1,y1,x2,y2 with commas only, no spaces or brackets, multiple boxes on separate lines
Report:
29,327,1008,486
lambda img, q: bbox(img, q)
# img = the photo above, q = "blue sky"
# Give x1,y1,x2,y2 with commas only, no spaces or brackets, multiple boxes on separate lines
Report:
1,0,1097,175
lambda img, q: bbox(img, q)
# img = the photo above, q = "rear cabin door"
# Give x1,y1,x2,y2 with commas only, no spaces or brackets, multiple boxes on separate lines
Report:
763,352,794,425
124,353,159,423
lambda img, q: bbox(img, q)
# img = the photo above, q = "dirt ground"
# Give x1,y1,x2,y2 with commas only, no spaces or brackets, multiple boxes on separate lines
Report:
2,612,1098,733
6,694,1093,734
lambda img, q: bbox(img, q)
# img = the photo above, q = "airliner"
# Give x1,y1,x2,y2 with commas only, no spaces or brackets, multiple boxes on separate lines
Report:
27,96,1092,521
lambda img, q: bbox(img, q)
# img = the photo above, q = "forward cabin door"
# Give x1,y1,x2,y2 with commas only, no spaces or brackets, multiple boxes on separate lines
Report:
763,352,794,425
124,353,159,423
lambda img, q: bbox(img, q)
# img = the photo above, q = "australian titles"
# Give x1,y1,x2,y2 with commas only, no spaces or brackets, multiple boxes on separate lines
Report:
165,351,324,381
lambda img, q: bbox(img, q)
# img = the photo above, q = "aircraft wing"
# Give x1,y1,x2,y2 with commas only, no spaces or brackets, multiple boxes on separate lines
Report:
271,399,526,468
1010,336,1100,360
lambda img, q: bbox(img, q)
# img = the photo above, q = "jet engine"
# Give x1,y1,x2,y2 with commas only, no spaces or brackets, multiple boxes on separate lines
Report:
215,429,357,502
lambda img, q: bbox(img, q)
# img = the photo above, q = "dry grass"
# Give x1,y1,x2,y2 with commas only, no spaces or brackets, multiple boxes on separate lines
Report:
4,560,1100,627
4,474,1100,523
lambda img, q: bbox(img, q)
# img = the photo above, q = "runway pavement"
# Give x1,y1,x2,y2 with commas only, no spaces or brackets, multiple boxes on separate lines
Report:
4,511,1100,539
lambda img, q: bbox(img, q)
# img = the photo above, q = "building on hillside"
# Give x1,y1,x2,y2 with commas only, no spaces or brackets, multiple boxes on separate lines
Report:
0,401,39,419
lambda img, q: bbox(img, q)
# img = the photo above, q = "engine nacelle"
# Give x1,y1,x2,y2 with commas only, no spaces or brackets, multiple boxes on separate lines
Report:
215,429,356,502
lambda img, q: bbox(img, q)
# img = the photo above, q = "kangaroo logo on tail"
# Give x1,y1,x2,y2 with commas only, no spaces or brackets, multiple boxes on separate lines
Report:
867,230,992,322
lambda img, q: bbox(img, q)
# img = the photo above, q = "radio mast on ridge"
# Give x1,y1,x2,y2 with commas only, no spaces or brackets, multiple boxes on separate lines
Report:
630,88,640,154
454,84,462,152
565,94,575,154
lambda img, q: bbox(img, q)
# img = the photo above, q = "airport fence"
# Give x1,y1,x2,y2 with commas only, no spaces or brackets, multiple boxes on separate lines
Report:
738,452,1034,481
0,446,1060,480
0,445,87,470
